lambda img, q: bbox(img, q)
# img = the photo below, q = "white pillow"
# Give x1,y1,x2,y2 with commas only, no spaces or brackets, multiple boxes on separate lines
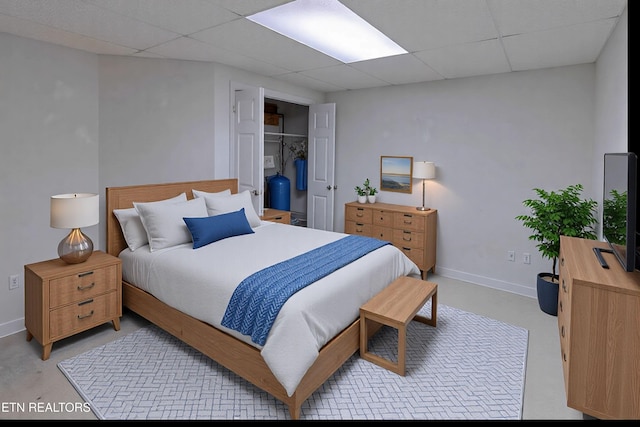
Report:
113,193,187,251
134,197,208,252
199,190,262,228
192,188,231,199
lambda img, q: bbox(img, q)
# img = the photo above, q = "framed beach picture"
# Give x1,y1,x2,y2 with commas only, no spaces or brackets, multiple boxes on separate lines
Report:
380,156,413,193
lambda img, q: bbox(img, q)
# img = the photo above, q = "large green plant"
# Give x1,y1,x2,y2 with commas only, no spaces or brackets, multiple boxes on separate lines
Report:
516,184,598,278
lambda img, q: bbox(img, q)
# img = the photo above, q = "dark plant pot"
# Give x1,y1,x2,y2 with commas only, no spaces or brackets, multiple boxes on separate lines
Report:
537,272,559,316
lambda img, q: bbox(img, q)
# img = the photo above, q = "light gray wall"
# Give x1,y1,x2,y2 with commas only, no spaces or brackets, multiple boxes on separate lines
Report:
328,65,597,297
0,6,627,336
0,33,99,336
592,5,628,233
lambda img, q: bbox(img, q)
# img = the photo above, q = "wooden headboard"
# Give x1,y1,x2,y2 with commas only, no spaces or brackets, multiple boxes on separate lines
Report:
105,179,238,257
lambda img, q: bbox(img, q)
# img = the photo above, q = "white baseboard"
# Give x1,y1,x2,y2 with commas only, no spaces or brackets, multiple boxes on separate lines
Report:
434,266,537,299
0,317,25,339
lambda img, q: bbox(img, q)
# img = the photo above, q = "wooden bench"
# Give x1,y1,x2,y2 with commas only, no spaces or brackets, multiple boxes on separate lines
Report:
359,276,438,376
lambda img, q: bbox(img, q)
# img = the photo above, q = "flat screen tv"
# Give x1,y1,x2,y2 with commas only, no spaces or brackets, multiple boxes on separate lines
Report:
602,152,640,272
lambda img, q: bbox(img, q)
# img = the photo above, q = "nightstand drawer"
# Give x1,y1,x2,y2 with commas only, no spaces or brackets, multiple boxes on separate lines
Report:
49,265,118,308
392,229,424,249
393,212,425,232
345,206,372,223
49,291,119,340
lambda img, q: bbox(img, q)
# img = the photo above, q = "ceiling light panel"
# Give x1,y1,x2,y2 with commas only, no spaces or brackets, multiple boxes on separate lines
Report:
247,0,407,63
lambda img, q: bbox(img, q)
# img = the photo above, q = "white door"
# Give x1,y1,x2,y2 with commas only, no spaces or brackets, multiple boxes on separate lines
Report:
307,103,336,231
233,87,264,215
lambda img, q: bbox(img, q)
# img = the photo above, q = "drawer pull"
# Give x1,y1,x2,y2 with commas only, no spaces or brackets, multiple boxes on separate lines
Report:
356,212,364,217
562,279,566,292
561,325,565,337
78,298,94,306
561,258,564,267
77,282,95,291
402,247,411,251
559,301,563,312
78,271,94,278
274,216,282,220
563,353,567,362
403,220,413,225
77,310,95,320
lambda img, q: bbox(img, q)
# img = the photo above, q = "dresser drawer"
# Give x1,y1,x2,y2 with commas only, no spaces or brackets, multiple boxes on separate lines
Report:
396,245,424,269
372,210,394,227
393,212,425,232
345,220,372,236
372,225,393,241
49,291,119,340
346,206,372,224
392,229,424,249
49,265,118,308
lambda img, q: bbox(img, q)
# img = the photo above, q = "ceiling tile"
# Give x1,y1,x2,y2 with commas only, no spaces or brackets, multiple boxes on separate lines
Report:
350,54,444,85
299,64,390,90
0,13,138,56
191,18,341,72
84,0,240,36
503,18,618,71
342,0,498,52
0,0,179,50
204,0,291,17
273,72,346,93
488,0,628,36
415,39,512,79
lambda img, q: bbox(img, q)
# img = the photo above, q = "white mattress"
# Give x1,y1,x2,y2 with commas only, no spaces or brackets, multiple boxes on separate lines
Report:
120,221,421,396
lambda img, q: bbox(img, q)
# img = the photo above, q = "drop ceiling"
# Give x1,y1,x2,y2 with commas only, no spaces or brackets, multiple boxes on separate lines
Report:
0,0,627,93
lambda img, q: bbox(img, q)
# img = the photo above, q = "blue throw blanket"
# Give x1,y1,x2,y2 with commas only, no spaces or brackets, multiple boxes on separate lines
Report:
221,234,390,346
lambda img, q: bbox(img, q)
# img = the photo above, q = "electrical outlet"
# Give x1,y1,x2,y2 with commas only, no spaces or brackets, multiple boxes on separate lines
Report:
523,253,531,264
8,274,19,290
507,251,515,262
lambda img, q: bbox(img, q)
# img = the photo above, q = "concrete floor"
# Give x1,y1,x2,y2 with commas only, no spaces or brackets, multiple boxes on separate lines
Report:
0,274,583,420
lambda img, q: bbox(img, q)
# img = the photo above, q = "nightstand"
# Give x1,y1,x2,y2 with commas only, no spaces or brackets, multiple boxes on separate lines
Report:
260,208,291,224
24,250,122,360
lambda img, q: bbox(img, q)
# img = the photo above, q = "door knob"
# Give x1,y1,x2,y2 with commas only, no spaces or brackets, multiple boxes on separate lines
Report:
252,189,261,196
326,186,332,190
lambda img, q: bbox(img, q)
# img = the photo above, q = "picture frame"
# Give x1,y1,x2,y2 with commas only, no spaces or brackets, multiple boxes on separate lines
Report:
380,156,413,193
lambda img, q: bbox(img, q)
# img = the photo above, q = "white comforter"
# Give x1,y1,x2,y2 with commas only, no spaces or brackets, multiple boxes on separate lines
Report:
120,221,421,396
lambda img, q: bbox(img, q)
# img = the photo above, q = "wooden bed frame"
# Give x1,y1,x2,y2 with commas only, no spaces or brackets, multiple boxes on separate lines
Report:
105,179,361,419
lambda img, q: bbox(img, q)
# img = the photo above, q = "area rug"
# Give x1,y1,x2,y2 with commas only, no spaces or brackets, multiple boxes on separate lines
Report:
58,303,528,420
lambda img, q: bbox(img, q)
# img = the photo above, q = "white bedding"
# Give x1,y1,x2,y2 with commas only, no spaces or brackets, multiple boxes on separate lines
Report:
120,221,421,396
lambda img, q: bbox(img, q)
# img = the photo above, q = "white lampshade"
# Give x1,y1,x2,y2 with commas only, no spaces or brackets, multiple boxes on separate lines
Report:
50,193,99,229
413,161,436,180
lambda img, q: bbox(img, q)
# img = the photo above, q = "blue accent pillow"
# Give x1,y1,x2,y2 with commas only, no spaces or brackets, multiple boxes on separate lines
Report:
184,208,254,249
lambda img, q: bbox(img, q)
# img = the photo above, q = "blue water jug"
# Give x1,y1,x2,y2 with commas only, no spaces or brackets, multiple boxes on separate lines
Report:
268,174,290,211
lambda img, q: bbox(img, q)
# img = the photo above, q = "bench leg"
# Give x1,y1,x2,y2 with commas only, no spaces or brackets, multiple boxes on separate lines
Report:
413,289,437,327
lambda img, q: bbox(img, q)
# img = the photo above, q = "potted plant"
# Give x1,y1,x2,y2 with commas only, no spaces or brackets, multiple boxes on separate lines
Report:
515,184,598,316
355,185,367,203
364,178,378,203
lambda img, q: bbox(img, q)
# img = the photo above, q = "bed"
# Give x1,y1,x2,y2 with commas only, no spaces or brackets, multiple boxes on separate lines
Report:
106,179,421,419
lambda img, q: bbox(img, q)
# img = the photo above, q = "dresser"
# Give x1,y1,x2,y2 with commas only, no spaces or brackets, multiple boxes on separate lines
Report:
344,202,437,278
558,236,640,419
24,251,122,360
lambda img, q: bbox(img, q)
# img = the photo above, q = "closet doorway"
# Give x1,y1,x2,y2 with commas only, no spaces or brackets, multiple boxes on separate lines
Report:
231,84,336,231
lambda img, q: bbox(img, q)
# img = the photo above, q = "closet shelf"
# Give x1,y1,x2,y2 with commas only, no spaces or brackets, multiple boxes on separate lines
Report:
265,132,307,138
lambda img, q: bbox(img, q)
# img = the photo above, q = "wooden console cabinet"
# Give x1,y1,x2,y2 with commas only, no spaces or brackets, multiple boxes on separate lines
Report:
344,202,437,278
558,236,640,419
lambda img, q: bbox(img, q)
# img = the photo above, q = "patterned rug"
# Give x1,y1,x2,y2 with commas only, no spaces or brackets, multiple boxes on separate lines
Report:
58,303,528,420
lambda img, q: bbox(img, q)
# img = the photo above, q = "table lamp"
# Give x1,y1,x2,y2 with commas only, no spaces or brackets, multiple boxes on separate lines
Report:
50,193,99,264
412,161,436,211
